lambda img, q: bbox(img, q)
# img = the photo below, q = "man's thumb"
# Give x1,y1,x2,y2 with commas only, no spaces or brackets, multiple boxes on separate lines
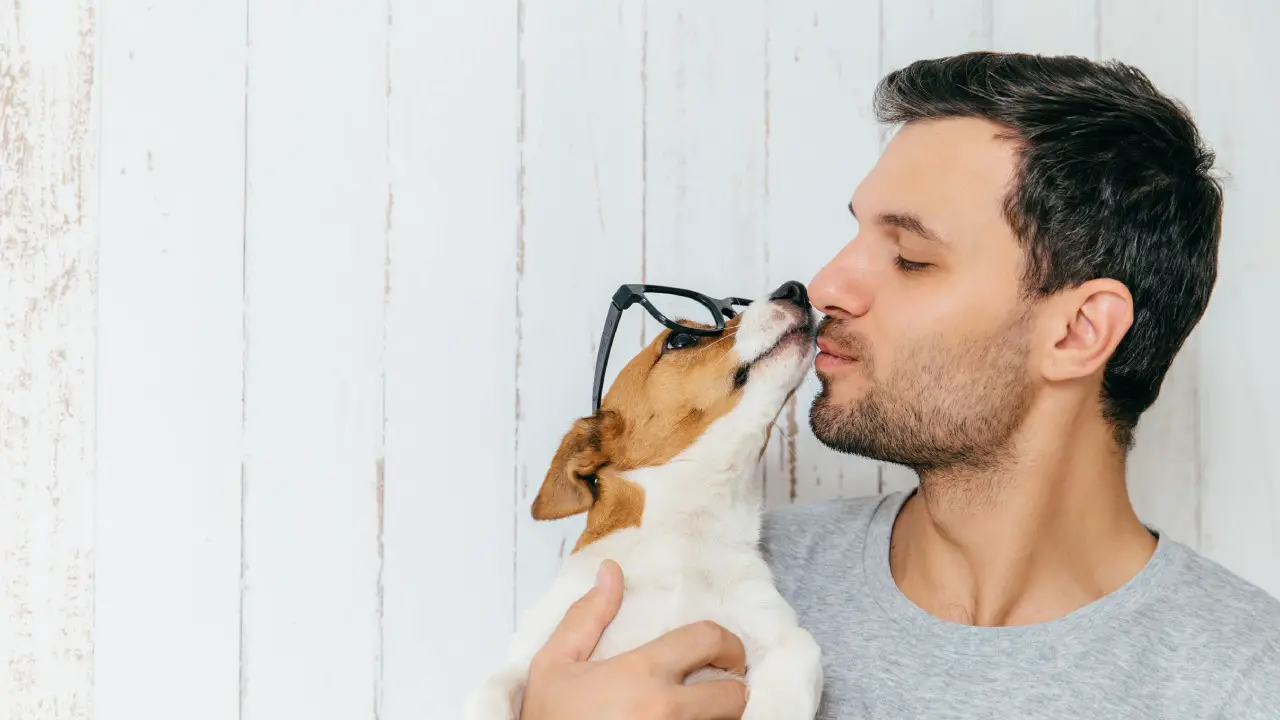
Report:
539,559,624,663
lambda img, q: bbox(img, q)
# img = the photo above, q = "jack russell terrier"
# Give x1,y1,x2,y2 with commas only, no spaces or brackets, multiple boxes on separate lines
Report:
464,280,824,719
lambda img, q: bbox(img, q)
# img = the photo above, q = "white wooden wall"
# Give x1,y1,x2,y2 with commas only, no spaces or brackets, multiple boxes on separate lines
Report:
2,0,1276,718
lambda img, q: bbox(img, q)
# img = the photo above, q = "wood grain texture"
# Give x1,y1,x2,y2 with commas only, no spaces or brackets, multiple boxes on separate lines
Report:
1195,0,1280,598
881,0,992,72
875,0,993,494
643,0,768,301
239,1,386,717
992,0,1097,56
643,0,771,499
381,0,518,717
0,0,98,717
512,0,646,620
93,1,245,719
761,0,883,506
1098,0,1202,550
16,2,1270,716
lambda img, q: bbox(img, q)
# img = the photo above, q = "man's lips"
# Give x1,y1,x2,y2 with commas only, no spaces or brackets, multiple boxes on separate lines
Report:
815,335,859,373
816,336,856,361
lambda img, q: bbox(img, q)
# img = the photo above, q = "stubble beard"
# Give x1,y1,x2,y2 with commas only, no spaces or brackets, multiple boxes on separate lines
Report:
809,308,1037,497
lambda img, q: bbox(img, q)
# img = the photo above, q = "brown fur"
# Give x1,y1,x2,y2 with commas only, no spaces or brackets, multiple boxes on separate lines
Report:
531,317,749,550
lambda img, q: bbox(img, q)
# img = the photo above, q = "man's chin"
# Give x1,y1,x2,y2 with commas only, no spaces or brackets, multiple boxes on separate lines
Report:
808,393,870,455
807,389,914,466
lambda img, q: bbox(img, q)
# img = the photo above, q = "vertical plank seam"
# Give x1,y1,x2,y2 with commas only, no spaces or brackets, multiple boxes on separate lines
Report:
1191,0,1204,552
762,0,770,203
513,0,527,629
875,0,889,493
1093,0,1102,60
91,1,104,712
787,399,798,502
374,1,392,716
238,1,252,716
876,0,887,151
639,0,649,348
762,0,771,503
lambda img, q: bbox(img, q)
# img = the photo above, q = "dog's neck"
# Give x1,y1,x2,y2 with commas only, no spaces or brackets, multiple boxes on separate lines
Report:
625,403,776,543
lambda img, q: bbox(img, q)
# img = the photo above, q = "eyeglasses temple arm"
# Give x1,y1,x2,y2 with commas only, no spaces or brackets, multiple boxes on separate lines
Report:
591,302,625,414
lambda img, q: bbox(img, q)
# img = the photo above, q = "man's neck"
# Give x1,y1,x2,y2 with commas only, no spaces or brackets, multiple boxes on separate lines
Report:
888,410,1158,627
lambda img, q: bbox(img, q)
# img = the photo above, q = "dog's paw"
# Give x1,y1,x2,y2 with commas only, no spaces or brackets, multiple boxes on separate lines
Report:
741,677,821,720
740,626,823,720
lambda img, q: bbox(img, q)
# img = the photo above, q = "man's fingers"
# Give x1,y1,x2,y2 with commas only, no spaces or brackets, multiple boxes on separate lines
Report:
537,560,624,664
669,678,749,720
638,620,747,680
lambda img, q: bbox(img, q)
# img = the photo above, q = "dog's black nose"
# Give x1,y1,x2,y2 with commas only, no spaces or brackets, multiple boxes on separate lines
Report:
769,280,810,308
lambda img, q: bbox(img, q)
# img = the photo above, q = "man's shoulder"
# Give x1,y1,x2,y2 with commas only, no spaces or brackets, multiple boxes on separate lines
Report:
1157,540,1280,712
758,492,902,576
1164,539,1280,640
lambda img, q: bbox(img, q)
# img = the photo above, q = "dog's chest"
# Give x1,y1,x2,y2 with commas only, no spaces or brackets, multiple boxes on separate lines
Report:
586,544,768,663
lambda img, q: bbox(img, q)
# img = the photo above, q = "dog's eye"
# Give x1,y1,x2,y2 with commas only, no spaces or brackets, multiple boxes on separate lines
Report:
664,332,698,351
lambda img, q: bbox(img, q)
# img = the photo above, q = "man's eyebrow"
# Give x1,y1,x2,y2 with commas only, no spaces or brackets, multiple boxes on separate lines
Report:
847,202,946,246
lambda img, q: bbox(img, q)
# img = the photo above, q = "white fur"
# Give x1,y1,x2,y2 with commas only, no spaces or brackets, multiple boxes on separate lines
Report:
462,296,824,720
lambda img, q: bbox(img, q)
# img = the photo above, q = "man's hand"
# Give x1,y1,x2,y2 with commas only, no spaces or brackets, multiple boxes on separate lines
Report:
520,560,749,720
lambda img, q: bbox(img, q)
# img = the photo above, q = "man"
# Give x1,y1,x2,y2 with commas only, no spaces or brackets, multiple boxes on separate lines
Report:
517,52,1280,719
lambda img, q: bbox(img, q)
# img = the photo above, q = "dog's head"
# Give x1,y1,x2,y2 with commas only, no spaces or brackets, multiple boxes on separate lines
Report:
531,280,817,550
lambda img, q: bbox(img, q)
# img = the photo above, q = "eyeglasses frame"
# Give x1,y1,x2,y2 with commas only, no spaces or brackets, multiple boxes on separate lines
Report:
591,283,753,414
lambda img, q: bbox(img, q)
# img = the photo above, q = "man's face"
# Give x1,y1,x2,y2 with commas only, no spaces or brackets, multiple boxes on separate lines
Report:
808,117,1039,472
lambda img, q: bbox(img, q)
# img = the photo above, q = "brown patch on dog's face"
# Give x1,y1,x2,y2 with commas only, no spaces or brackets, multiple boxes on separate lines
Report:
531,317,750,550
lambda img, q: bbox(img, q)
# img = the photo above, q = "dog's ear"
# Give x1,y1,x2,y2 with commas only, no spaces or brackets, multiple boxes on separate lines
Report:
531,410,623,521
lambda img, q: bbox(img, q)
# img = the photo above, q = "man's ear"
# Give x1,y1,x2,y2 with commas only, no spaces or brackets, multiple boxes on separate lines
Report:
1041,278,1133,382
531,410,623,521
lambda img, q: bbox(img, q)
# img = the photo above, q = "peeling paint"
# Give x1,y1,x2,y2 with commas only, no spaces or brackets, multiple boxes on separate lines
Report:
238,461,248,719
375,5,391,715
383,191,393,297
513,14,526,432
593,157,606,233
373,457,385,720
1,0,99,716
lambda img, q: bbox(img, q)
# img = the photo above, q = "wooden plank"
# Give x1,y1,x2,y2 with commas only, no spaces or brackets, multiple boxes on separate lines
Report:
762,0,883,506
381,0,519,717
93,1,245,719
644,0,767,302
1195,0,1280,598
881,0,992,73
992,0,1096,56
1098,0,1201,550
876,0,992,494
0,0,98,716
512,0,645,622
239,1,386,717
643,0,770,500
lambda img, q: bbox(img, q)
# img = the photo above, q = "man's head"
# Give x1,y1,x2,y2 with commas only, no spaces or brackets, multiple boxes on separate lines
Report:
808,51,1222,474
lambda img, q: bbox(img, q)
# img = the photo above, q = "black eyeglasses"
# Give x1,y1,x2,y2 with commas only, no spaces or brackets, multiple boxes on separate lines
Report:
591,284,753,413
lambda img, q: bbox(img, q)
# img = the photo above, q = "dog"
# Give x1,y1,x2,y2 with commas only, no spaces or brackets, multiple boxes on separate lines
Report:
463,280,824,719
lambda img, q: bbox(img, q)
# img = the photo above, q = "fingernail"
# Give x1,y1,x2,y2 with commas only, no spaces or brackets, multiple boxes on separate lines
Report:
596,561,608,586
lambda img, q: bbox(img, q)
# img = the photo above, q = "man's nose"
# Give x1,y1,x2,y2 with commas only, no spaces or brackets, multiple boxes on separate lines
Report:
809,242,870,319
